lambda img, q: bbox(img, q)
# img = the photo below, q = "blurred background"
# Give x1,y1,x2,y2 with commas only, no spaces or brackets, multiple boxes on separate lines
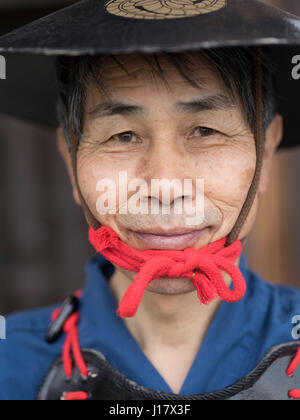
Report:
0,0,299,314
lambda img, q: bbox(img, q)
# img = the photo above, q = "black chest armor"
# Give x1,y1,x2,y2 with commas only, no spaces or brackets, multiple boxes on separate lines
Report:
37,341,300,401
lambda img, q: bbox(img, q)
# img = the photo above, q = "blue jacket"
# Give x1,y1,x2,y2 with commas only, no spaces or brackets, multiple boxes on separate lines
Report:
0,252,300,400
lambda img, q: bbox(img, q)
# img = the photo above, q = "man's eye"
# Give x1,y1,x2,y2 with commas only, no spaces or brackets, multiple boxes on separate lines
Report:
193,127,216,137
111,131,137,143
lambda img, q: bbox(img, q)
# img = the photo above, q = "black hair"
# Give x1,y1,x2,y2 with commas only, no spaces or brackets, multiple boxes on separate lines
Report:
55,47,277,147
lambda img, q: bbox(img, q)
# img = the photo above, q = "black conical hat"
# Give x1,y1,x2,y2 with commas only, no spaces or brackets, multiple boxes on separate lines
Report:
0,0,300,147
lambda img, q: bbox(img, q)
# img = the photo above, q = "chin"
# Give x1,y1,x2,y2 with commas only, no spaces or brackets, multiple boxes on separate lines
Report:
146,277,197,295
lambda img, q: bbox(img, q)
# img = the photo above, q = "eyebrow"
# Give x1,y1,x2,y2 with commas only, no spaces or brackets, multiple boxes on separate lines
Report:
175,94,235,113
88,94,235,120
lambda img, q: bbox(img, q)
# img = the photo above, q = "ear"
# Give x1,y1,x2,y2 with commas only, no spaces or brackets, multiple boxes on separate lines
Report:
56,127,81,206
258,113,283,195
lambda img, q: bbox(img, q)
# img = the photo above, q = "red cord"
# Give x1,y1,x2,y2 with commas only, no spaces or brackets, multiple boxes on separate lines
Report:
286,347,300,399
62,391,89,401
89,226,246,318
51,304,89,401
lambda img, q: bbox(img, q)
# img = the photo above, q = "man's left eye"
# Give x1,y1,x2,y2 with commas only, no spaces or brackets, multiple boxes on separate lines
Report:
193,127,216,137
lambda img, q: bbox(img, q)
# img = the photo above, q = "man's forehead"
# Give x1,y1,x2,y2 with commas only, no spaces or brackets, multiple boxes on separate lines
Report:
85,54,236,121
88,52,225,97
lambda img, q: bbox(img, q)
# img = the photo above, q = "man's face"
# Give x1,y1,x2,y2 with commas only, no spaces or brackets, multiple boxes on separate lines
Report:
78,52,257,244
63,52,280,294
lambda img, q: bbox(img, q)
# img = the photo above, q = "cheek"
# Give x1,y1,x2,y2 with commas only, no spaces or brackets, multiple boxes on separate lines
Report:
76,140,256,226
196,147,256,205
76,151,138,217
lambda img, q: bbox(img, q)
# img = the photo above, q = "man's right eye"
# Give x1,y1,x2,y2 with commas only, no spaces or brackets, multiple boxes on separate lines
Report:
111,131,137,143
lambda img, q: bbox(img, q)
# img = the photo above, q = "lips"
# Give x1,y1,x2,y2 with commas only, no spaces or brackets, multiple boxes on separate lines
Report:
130,227,209,250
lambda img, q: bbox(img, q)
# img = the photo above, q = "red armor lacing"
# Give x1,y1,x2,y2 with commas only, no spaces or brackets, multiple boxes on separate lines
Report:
50,300,300,401
286,347,300,399
51,291,89,401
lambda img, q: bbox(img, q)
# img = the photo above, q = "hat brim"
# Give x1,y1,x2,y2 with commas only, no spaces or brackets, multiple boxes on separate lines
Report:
0,0,300,55
0,0,299,148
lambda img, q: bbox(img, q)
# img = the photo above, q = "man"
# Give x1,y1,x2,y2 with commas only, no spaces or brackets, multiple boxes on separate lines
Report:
0,0,300,400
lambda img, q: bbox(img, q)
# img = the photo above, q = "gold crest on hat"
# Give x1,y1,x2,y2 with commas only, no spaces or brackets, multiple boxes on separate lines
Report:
105,0,226,20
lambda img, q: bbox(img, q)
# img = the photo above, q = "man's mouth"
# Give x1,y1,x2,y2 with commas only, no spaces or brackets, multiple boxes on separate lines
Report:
130,226,210,250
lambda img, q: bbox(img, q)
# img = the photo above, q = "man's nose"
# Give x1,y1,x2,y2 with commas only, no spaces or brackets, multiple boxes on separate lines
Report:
136,139,197,206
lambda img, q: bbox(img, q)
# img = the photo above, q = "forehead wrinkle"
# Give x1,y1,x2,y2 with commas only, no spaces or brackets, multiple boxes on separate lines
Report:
94,53,216,93
88,92,235,121
85,54,237,121
89,69,216,108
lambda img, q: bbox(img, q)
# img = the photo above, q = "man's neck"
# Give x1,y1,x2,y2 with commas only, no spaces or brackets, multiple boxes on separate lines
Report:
108,262,240,393
110,268,221,348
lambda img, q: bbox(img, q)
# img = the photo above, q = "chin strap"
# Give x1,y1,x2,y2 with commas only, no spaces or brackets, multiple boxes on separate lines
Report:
89,225,246,318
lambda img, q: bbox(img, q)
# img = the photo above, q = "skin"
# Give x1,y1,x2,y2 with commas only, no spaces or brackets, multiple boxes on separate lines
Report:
57,52,283,393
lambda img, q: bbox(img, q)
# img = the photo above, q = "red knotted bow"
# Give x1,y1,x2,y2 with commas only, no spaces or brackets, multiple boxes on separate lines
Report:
89,226,246,318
